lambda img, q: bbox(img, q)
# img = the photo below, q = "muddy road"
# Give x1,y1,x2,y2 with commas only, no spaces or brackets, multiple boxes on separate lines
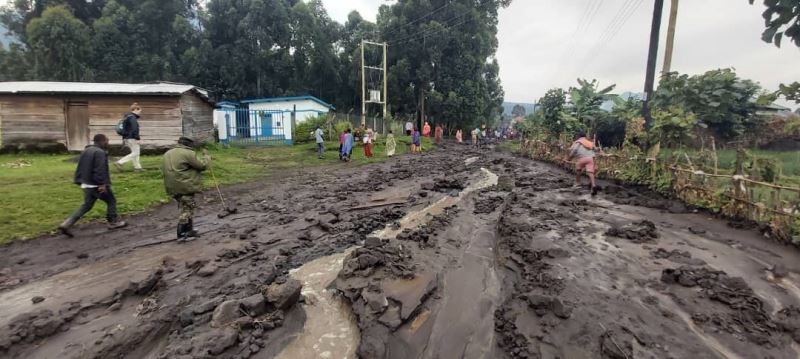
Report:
2,144,800,359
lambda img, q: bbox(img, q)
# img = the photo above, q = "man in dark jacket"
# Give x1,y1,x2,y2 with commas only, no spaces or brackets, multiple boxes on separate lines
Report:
162,137,210,242
59,134,128,237
115,103,143,171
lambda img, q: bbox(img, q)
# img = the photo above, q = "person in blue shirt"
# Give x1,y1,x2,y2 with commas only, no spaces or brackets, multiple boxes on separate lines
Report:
341,129,354,162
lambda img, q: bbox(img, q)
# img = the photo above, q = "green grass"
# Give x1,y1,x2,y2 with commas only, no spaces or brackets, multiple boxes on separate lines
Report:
660,148,800,187
0,136,434,243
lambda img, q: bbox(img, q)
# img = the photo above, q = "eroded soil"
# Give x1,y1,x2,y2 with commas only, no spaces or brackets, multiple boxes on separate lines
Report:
2,144,800,358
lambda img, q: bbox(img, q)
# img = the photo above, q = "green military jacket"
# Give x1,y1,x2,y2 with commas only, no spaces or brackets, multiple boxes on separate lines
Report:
162,144,208,196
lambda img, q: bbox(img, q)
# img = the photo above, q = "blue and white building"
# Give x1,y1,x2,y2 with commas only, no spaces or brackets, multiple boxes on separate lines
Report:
214,95,334,145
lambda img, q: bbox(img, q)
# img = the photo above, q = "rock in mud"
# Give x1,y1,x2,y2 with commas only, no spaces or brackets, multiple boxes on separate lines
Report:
196,262,218,277
651,248,705,265
200,328,239,355
265,278,302,310
340,243,414,279
194,298,223,314
601,330,633,359
31,296,45,304
524,293,572,319
240,294,267,317
605,220,658,242
211,299,242,327
361,289,388,313
377,303,403,329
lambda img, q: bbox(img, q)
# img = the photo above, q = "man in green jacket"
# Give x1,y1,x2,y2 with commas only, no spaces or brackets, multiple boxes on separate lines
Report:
162,137,210,242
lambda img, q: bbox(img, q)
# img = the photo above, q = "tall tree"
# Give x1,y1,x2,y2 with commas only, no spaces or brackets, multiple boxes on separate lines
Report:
749,0,800,48
654,69,761,140
378,0,511,128
26,5,90,81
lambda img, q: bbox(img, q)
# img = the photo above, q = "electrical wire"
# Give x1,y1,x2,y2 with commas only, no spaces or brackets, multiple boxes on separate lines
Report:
383,1,455,41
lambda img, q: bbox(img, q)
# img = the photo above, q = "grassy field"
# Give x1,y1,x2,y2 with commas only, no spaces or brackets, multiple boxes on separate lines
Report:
0,136,432,243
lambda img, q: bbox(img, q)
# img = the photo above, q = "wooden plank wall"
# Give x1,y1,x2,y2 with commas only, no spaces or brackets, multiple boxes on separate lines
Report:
87,96,183,148
180,93,214,142
0,94,207,149
0,95,66,146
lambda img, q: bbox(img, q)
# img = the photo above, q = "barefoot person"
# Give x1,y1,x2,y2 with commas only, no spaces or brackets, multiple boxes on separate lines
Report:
162,137,210,242
568,132,599,195
115,103,143,172
59,134,127,237
385,130,396,157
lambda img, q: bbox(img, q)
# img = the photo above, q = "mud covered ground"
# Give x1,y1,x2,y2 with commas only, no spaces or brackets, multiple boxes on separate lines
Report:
2,144,800,358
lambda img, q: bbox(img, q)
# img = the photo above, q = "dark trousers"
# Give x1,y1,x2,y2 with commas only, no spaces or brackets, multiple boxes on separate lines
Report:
317,142,324,158
65,187,117,226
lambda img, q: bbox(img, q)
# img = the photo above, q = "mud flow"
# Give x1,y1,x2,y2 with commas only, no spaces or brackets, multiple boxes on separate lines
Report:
2,144,800,358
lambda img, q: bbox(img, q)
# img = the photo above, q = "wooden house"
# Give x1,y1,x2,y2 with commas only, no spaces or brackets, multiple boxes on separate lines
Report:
0,81,214,152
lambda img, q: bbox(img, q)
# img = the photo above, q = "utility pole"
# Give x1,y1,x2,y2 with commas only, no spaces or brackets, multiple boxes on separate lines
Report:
360,41,388,128
360,40,366,127
661,0,679,76
642,0,664,132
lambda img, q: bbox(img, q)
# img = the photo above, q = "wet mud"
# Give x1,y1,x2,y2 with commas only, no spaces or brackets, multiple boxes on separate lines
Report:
1,144,800,358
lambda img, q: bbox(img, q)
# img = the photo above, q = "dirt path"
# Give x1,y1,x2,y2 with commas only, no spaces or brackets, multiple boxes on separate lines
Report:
1,144,800,358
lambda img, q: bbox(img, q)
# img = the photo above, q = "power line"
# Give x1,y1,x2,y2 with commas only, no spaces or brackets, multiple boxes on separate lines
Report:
603,0,645,45
383,2,455,41
387,8,476,45
578,0,643,68
550,0,603,87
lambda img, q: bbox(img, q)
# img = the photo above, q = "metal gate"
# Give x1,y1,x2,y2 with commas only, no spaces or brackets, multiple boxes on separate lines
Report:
219,108,290,146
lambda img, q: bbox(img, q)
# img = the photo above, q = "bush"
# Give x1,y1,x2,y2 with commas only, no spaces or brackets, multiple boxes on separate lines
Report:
293,115,329,144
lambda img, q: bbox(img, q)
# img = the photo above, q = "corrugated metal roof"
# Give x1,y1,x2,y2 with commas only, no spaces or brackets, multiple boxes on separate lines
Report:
240,95,335,110
0,81,208,97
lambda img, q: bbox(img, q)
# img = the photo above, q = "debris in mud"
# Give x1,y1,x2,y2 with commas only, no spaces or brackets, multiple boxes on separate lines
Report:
31,296,45,304
650,248,706,265
661,265,784,345
421,176,465,194
396,205,460,248
523,293,573,319
494,303,535,358
776,307,800,343
339,242,415,279
600,325,634,359
474,193,505,214
605,220,658,242
688,226,707,235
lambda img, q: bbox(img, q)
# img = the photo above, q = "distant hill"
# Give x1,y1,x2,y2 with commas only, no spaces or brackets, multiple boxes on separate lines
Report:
502,102,537,117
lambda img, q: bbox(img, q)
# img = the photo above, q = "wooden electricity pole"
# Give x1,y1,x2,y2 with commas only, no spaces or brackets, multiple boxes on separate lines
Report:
383,43,388,121
360,40,366,127
661,0,679,76
642,0,664,132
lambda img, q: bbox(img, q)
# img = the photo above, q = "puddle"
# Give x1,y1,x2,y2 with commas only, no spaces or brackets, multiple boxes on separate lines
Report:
277,168,499,358
373,168,499,240
275,249,360,359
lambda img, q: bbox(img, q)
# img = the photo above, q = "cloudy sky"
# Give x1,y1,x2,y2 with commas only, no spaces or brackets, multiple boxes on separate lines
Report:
322,0,800,106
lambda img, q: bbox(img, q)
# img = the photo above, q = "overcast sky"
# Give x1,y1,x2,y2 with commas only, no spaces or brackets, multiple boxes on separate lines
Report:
322,0,800,107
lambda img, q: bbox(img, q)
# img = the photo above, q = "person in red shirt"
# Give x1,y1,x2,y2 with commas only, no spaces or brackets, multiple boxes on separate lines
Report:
422,122,431,137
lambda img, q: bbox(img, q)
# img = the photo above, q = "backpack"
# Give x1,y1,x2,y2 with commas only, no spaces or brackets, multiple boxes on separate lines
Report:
115,116,127,136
